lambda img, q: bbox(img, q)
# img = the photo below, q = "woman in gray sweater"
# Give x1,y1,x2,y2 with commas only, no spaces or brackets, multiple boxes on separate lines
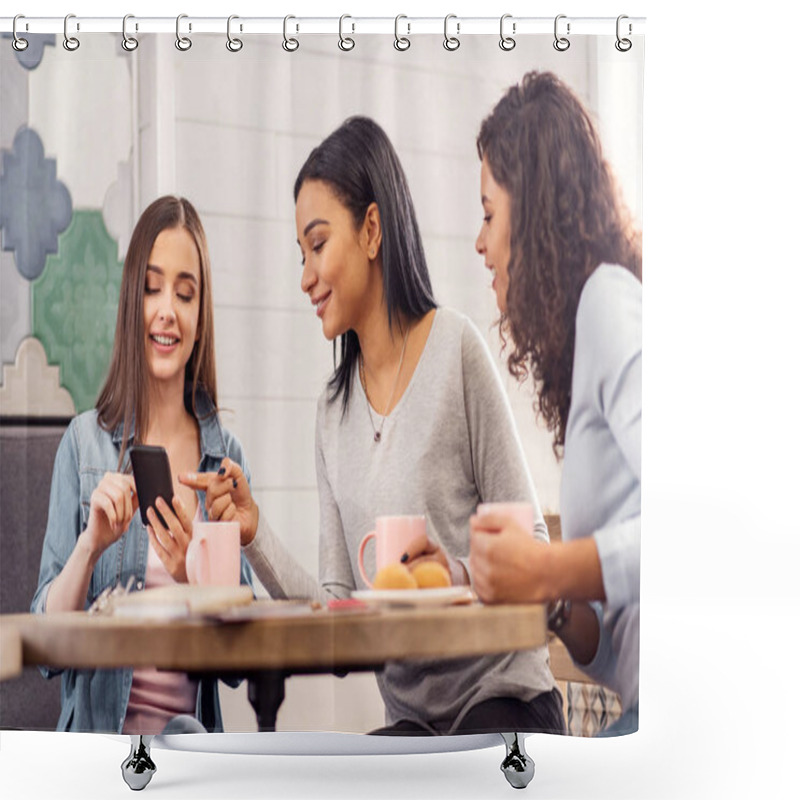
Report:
469,71,642,736
183,116,564,736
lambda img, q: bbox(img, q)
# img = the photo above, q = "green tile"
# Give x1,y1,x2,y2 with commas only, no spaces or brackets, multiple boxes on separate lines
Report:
32,210,122,413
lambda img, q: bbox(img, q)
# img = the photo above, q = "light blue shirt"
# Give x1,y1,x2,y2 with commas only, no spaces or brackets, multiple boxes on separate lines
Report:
560,264,641,715
31,391,255,733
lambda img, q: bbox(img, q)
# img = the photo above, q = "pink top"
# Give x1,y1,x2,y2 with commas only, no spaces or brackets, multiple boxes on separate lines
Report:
122,527,199,735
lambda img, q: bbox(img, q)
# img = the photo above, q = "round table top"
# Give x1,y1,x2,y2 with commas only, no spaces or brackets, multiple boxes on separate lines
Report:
2,600,546,673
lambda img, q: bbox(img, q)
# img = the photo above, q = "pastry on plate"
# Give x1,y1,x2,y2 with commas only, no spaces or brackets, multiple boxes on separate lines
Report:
373,563,417,590
410,561,452,589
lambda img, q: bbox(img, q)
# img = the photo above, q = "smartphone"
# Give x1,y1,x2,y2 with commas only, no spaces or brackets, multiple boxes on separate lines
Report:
129,444,175,528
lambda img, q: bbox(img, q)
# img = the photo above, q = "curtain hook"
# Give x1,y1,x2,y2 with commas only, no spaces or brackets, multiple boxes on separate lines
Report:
12,15,29,52
394,15,410,51
553,14,570,52
615,15,632,52
226,15,243,52
283,15,299,52
63,14,80,51
121,14,139,52
499,14,516,51
176,14,192,51
338,14,355,51
443,14,460,52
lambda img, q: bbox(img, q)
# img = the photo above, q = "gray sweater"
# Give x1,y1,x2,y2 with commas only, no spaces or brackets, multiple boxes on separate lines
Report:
245,307,556,731
560,265,641,714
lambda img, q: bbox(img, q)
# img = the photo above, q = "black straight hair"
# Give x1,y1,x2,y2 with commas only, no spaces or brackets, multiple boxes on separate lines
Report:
294,116,437,413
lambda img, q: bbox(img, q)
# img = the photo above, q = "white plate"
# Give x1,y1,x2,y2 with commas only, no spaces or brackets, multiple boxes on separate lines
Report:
351,587,474,608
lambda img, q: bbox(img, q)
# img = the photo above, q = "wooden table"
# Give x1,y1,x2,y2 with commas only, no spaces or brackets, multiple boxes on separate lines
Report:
2,602,546,791
2,598,547,730
1,601,546,674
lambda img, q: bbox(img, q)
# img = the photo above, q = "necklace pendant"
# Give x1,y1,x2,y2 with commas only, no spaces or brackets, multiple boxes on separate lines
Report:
374,431,381,443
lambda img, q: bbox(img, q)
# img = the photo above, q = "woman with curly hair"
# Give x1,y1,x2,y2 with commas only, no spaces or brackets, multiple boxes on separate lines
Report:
469,71,642,736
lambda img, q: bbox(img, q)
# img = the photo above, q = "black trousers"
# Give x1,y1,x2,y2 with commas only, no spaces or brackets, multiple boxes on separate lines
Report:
370,688,565,736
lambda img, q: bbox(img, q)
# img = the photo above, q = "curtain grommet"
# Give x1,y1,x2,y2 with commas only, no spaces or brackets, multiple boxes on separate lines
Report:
553,14,570,52
282,15,299,52
499,14,516,51
394,15,410,51
443,14,460,52
338,14,355,51
121,14,139,52
226,15,243,52
615,15,632,52
63,14,80,51
175,14,192,51
12,15,29,52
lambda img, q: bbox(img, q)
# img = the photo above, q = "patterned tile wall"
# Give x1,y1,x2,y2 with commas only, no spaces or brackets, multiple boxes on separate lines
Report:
1,127,73,280
31,211,122,413
1,35,131,417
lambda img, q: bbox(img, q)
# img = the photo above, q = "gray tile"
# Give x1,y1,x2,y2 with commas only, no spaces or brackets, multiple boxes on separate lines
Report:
0,250,30,366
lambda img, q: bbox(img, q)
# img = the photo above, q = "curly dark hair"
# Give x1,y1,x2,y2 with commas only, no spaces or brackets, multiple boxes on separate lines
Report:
477,71,642,456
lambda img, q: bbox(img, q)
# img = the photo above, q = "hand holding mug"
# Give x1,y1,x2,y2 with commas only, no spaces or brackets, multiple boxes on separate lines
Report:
399,537,461,584
469,502,550,604
357,515,428,588
179,458,259,546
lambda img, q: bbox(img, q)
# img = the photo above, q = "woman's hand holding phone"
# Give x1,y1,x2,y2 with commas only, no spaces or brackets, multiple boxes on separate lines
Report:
128,444,194,582
179,458,259,546
82,472,139,562
145,495,194,583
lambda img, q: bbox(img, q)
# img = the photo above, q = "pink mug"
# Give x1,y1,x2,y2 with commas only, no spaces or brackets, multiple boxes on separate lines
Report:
186,521,240,587
358,515,427,588
476,502,535,534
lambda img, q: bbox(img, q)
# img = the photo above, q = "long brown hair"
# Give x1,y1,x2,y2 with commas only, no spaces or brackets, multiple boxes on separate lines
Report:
96,196,217,457
477,71,642,456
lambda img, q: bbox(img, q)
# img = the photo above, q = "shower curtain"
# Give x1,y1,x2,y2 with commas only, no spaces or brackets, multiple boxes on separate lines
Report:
0,19,643,738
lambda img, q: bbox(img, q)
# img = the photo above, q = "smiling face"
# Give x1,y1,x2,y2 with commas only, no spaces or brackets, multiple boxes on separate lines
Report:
143,226,202,390
295,179,378,341
475,156,513,314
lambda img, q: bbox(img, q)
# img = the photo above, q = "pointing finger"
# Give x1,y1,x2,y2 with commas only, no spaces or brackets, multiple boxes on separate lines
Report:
178,471,214,490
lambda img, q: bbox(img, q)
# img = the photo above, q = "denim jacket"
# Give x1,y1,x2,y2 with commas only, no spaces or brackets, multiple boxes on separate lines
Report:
31,392,255,733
